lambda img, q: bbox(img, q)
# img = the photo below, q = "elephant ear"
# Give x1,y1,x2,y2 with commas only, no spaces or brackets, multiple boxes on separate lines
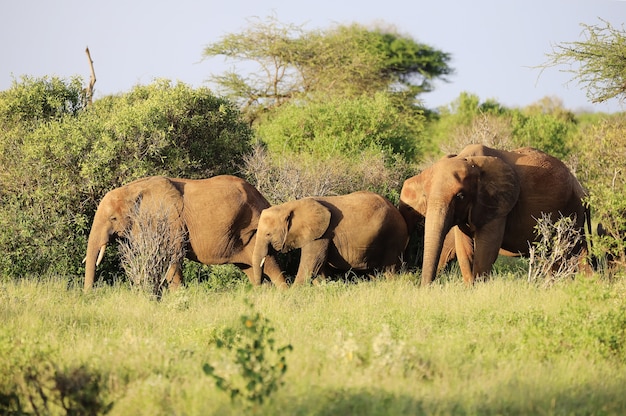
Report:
285,198,331,249
400,164,435,216
468,156,520,228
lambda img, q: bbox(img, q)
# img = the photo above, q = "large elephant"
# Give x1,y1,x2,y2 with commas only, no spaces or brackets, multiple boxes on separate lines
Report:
84,175,287,290
399,144,590,285
252,191,409,285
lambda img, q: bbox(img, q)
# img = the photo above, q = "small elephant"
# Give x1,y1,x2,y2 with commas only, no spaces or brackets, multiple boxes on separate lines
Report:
252,191,409,284
399,144,590,285
84,175,287,290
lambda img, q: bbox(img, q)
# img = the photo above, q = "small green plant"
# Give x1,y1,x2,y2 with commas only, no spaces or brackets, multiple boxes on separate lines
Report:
203,300,292,409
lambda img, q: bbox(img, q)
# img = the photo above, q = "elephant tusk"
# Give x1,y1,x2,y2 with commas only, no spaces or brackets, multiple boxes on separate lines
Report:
82,256,87,264
259,256,266,268
95,245,107,267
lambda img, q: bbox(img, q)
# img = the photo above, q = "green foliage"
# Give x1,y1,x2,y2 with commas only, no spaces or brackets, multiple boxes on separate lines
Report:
0,77,253,280
203,300,292,410
575,117,626,269
377,31,453,95
3,278,626,414
543,18,626,103
248,92,425,203
257,93,426,161
182,262,249,292
427,92,576,159
509,109,572,159
203,16,453,120
0,75,85,127
0,336,112,415
426,92,509,150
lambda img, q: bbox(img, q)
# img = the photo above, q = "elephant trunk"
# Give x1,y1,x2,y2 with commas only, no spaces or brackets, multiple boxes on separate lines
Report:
421,203,453,286
84,219,110,291
251,234,269,286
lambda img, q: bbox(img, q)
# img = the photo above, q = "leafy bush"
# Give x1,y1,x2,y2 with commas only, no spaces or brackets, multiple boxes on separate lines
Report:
256,92,427,162
203,300,292,410
510,110,573,160
0,77,253,280
575,117,626,271
0,335,112,415
427,92,576,160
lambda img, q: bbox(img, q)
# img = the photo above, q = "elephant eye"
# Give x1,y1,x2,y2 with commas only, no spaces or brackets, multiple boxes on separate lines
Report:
455,192,464,200
110,216,118,222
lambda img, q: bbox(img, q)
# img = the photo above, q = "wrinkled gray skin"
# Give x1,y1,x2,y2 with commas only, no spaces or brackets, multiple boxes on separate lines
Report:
252,191,409,285
84,175,287,290
399,144,590,286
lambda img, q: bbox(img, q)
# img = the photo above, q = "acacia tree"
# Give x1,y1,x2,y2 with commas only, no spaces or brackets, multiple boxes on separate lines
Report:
543,19,626,104
202,16,453,120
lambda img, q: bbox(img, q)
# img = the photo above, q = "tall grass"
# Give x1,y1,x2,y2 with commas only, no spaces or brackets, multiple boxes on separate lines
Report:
1,275,626,414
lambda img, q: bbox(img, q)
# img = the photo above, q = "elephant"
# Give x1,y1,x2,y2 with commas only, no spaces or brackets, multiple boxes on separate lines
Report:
84,175,287,290
252,191,409,285
399,144,590,285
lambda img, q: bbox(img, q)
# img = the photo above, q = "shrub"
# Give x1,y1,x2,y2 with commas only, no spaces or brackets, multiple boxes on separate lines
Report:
427,93,576,160
0,78,253,280
575,117,626,271
203,300,292,410
118,200,187,298
527,214,584,287
242,144,413,204
510,110,573,160
256,92,427,162
0,336,112,415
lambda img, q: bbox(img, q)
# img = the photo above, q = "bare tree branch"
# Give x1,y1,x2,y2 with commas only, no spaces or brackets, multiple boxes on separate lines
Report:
85,47,96,106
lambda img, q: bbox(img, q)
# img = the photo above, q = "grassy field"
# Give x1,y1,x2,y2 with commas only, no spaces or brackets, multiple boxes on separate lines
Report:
2,273,626,415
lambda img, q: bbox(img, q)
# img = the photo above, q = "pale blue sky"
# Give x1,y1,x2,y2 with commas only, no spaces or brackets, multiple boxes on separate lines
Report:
2,0,624,112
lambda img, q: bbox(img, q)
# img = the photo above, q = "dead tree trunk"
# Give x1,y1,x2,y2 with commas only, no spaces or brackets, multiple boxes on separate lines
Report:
85,47,96,106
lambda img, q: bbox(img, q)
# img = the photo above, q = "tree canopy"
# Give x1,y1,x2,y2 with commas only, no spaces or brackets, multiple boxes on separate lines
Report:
543,19,626,104
202,16,453,120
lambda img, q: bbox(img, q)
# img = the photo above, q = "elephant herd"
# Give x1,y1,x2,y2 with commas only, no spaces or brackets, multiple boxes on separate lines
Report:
84,144,591,290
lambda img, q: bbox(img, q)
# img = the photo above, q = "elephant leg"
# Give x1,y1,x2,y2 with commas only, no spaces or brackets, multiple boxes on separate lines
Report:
453,227,474,284
262,256,288,289
437,229,457,274
243,258,288,289
165,263,183,290
472,219,506,283
294,240,330,285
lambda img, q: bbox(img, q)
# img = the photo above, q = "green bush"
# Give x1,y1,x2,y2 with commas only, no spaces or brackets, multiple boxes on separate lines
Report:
510,110,573,159
256,92,427,162
575,117,626,270
203,299,292,410
0,77,253,280
426,92,576,160
248,93,424,203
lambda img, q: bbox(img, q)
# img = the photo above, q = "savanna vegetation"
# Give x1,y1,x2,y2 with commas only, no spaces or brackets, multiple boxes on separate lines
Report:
1,17,625,415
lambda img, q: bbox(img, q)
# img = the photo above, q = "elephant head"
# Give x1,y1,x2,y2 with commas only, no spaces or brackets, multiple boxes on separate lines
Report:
400,155,520,285
84,177,184,290
253,198,331,283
